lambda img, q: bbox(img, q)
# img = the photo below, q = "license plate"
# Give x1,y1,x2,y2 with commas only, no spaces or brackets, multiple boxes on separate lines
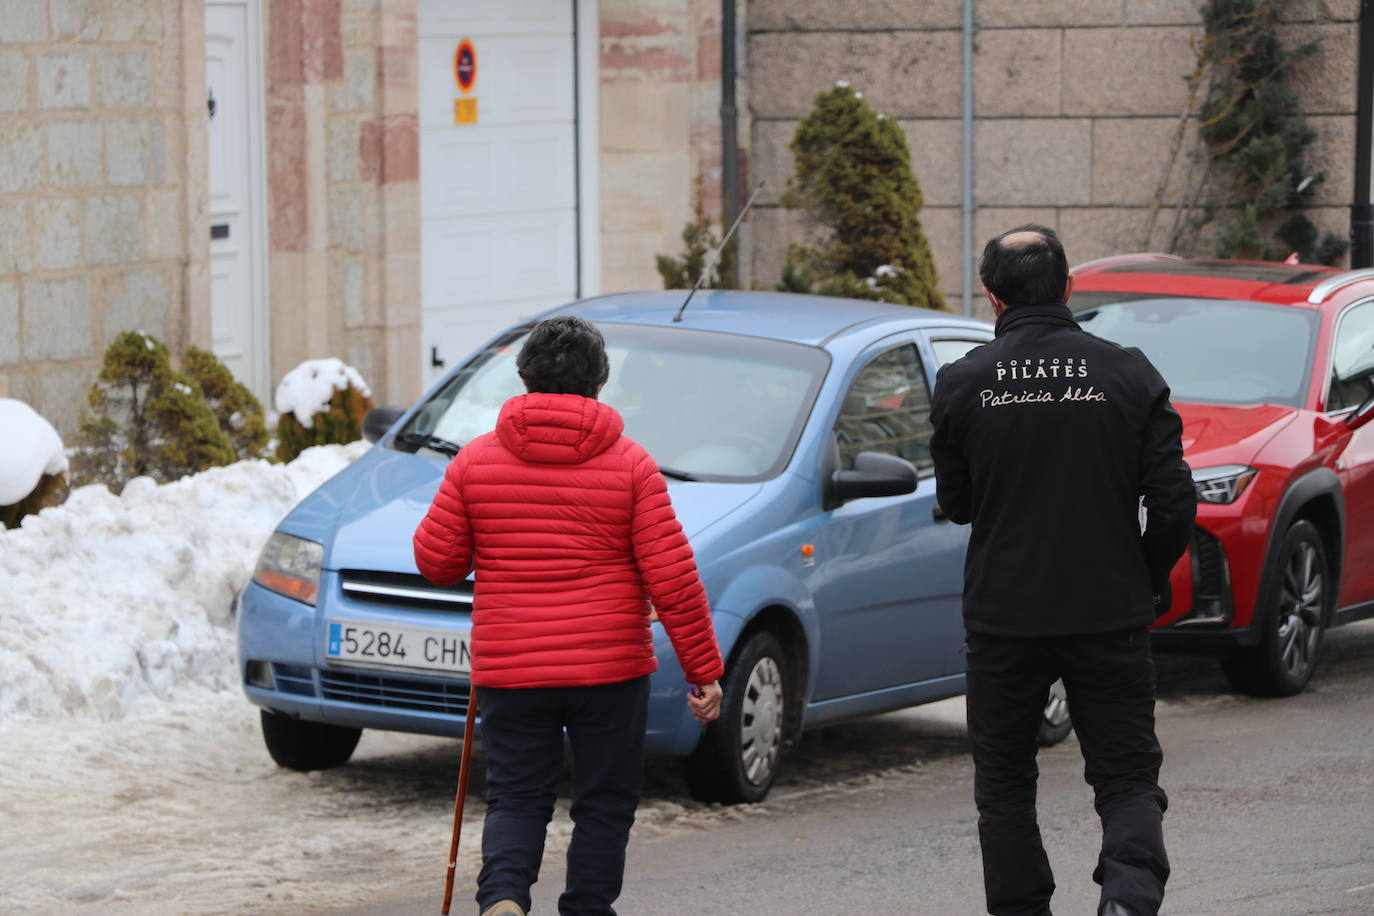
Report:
326,620,471,675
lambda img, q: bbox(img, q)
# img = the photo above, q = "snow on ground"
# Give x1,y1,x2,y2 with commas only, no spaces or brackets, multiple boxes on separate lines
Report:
275,359,372,427
0,442,369,725
0,398,68,506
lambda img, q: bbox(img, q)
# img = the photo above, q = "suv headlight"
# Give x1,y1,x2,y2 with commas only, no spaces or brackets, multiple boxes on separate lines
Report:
252,532,324,605
1191,465,1257,505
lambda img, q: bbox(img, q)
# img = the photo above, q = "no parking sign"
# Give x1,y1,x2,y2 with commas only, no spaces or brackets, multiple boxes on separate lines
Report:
454,38,477,124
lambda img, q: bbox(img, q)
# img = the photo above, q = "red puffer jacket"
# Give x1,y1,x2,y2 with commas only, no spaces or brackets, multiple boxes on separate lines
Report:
413,392,724,689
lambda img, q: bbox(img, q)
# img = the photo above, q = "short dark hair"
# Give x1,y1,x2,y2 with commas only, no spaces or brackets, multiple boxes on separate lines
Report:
516,316,610,398
978,224,1069,309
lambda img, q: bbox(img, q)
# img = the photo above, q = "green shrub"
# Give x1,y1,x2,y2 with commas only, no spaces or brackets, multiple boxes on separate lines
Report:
70,332,236,487
656,178,737,290
181,346,268,461
275,369,375,464
779,84,946,310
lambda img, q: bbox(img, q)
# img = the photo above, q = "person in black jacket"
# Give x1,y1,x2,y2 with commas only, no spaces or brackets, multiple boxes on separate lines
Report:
930,226,1196,916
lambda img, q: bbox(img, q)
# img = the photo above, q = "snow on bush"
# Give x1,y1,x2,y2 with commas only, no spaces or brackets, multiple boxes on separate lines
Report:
0,441,370,727
275,358,372,428
0,398,68,507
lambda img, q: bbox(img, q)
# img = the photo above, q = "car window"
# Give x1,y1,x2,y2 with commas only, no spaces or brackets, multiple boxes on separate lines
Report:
930,338,985,368
1074,297,1318,407
397,322,829,483
833,343,934,475
1329,300,1374,413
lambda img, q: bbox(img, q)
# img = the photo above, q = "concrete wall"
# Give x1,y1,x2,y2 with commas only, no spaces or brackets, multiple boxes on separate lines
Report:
598,0,737,293
0,0,208,436
746,0,1359,317
263,0,420,407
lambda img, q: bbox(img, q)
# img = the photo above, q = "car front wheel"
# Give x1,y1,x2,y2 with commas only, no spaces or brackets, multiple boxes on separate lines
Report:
260,709,362,771
1223,519,1329,697
685,630,788,804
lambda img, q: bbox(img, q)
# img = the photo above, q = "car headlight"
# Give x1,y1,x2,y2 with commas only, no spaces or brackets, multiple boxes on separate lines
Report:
1191,465,1257,505
252,532,324,605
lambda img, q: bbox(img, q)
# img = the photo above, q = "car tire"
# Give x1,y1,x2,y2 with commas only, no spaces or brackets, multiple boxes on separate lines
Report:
685,630,788,805
260,709,362,771
1037,679,1072,747
1223,519,1329,698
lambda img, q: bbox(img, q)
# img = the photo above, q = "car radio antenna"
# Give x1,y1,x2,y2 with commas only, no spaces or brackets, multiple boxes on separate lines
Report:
673,180,765,323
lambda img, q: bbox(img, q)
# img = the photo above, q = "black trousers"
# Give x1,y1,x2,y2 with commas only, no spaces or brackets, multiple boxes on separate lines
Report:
965,629,1170,916
474,676,650,916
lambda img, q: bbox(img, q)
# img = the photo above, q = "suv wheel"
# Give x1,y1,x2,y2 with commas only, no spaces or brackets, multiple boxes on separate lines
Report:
685,630,787,804
260,709,362,771
1224,519,1329,697
1037,679,1072,746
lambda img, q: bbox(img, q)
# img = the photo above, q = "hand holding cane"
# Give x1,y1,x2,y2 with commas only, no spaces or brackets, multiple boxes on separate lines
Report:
441,693,478,915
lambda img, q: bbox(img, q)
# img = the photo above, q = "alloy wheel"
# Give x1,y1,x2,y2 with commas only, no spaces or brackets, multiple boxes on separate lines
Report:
1276,540,1324,681
739,655,784,787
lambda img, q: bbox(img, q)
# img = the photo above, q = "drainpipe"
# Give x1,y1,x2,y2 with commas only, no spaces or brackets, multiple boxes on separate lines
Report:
961,0,975,314
721,0,740,286
1352,0,1374,267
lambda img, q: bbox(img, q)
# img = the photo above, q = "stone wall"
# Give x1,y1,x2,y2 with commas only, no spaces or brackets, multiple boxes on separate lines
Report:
0,0,207,436
264,0,420,407
599,0,737,293
746,0,1359,316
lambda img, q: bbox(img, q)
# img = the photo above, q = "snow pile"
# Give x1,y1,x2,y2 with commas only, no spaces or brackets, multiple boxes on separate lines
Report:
274,358,372,428
0,441,369,727
0,399,68,506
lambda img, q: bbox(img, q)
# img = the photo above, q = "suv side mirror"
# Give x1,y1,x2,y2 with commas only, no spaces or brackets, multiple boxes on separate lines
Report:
1346,392,1374,432
362,405,407,443
830,451,918,504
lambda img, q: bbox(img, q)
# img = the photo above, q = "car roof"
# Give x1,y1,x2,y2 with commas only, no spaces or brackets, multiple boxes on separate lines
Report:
1071,254,1363,308
547,290,990,347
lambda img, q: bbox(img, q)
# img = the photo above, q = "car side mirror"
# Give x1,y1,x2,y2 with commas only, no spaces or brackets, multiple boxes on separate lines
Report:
362,405,407,443
830,451,918,504
1346,393,1374,432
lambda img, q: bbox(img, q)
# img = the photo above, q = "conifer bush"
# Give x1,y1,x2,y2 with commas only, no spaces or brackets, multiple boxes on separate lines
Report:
70,332,236,487
181,346,268,461
274,360,375,463
0,471,67,530
779,83,946,311
656,178,737,290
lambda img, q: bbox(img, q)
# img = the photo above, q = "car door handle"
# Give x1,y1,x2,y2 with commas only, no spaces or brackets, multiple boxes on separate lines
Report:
932,504,948,523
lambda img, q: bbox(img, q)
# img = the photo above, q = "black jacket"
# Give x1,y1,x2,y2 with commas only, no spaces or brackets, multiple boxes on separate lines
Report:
930,302,1197,636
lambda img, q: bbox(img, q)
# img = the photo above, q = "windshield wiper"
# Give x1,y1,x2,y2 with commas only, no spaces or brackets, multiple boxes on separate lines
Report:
658,466,699,481
395,432,462,457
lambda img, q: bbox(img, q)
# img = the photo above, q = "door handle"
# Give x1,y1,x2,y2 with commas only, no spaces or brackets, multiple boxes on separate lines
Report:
932,504,948,523
431,346,446,369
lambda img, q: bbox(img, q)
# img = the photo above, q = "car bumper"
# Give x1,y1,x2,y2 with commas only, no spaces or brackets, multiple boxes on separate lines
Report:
236,578,704,756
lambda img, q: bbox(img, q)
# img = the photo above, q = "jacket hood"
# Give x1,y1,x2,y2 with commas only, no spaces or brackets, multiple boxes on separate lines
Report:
1175,401,1297,468
495,392,625,464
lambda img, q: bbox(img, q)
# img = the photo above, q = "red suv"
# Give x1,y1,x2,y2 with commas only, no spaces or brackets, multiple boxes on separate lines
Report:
1070,255,1374,696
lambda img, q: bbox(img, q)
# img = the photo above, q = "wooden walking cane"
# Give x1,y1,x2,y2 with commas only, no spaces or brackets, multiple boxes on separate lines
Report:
441,693,479,915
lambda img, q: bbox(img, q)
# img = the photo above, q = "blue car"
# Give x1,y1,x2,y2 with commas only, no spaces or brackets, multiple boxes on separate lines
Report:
237,290,1067,803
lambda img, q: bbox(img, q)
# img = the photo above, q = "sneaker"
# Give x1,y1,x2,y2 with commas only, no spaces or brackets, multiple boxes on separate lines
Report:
480,901,526,916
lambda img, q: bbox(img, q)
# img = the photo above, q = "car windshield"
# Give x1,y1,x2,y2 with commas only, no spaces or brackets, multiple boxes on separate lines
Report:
395,321,830,482
1072,296,1318,407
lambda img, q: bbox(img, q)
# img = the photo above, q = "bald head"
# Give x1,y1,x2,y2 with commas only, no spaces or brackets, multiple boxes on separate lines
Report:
979,223,1069,311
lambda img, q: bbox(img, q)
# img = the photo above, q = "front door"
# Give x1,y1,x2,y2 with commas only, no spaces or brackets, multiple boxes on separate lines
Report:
205,0,269,399
1328,300,1374,606
417,0,581,387
808,339,969,701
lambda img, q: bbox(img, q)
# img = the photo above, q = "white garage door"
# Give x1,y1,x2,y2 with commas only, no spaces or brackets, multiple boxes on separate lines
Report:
418,0,584,386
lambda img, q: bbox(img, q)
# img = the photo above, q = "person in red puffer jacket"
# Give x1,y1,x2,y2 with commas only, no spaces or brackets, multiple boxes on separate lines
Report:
414,315,724,916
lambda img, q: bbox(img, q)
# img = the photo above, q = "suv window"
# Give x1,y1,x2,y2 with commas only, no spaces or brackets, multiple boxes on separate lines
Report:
930,338,986,368
1329,301,1374,413
834,343,934,475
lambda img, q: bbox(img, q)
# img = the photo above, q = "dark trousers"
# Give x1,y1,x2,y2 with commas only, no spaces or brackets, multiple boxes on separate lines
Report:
474,676,649,916
965,629,1170,916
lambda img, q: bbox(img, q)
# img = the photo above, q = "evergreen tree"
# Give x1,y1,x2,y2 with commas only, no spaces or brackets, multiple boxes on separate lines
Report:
779,84,946,310
181,346,268,461
656,177,737,290
276,385,375,463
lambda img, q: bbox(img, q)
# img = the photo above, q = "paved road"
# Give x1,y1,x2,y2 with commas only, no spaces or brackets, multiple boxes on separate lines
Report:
320,623,1374,916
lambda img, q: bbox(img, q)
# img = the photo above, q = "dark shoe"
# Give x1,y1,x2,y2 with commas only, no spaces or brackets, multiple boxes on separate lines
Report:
1099,902,1138,916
